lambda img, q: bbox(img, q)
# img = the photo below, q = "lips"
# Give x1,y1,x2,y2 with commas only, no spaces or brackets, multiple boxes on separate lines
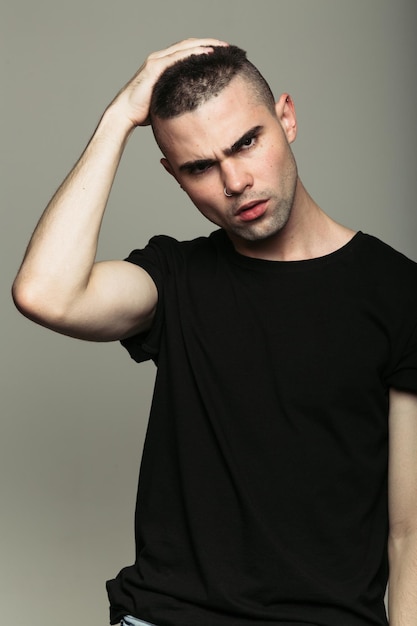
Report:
235,200,268,222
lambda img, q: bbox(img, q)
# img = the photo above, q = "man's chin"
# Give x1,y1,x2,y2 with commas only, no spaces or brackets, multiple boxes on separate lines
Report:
231,218,288,243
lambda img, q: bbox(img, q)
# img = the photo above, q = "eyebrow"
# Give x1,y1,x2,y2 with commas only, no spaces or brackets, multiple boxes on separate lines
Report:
178,125,263,173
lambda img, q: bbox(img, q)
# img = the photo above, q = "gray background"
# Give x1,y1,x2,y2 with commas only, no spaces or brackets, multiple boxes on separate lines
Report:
2,1,416,624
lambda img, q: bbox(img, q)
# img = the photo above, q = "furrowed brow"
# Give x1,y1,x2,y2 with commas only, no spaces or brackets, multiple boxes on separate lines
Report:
178,125,264,173
225,126,263,156
179,158,216,173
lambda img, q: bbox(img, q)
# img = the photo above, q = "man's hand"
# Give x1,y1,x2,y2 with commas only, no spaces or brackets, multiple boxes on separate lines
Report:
109,38,228,130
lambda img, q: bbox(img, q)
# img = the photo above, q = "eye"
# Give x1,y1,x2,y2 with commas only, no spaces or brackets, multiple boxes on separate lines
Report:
229,126,263,155
186,160,215,176
241,136,256,149
193,163,212,175
237,132,260,153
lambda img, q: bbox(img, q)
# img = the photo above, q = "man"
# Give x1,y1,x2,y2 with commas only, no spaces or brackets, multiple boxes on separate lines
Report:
12,38,417,626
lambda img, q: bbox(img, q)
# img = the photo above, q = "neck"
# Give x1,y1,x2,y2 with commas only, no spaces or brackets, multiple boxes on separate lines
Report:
231,179,356,261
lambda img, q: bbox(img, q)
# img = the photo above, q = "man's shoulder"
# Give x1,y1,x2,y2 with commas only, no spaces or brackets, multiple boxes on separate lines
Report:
357,232,417,272
124,230,228,278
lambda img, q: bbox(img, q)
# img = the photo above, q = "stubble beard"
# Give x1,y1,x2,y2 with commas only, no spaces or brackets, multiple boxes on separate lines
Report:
228,157,298,243
235,197,292,241
228,182,297,244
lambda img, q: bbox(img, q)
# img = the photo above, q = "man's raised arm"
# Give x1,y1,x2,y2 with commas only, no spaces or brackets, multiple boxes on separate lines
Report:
12,38,226,342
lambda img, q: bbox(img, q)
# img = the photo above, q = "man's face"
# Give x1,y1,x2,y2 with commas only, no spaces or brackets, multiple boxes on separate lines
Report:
156,76,299,256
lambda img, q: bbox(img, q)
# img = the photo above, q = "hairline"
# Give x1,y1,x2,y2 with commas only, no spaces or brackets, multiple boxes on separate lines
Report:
151,72,277,156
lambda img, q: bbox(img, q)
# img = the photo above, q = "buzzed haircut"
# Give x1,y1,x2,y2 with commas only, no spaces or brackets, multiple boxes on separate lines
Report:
150,45,276,121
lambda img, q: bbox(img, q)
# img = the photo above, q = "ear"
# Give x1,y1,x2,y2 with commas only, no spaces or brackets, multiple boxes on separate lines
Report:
160,157,179,182
275,93,297,144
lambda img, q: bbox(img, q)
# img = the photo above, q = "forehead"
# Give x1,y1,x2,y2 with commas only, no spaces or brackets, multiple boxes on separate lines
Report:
155,77,276,162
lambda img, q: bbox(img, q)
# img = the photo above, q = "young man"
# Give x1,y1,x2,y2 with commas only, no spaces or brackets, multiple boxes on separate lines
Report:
12,38,417,626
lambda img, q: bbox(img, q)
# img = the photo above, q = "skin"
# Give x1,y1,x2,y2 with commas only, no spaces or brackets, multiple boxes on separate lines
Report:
388,389,417,623
11,38,417,624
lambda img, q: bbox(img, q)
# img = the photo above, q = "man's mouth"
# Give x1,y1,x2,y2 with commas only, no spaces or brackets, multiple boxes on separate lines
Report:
235,200,268,222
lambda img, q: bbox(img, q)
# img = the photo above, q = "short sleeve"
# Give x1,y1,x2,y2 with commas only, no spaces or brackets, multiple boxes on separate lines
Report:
386,319,417,394
120,236,170,364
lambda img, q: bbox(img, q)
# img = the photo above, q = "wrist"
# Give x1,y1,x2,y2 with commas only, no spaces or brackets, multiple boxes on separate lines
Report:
98,101,137,146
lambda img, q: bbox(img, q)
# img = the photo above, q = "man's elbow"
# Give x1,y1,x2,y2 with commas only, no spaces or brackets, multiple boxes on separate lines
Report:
389,520,417,561
12,274,68,328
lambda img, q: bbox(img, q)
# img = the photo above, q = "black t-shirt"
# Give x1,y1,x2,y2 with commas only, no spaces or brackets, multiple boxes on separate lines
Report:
106,230,417,626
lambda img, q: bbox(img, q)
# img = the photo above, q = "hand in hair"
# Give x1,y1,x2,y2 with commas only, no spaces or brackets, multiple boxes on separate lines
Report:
109,38,229,129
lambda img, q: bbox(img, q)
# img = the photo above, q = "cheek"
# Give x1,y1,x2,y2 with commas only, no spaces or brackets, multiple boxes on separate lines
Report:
187,189,227,225
185,180,223,209
262,144,286,170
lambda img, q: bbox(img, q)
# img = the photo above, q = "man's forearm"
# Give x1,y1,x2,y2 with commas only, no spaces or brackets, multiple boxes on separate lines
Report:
388,531,417,625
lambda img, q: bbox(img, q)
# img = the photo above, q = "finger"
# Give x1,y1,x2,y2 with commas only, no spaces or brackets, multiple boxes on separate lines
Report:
149,37,229,61
147,42,227,74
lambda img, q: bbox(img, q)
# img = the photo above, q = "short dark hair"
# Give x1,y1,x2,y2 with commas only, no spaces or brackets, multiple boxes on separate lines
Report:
150,45,276,120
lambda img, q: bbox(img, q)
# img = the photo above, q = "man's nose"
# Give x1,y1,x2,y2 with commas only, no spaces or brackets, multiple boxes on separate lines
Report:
222,160,253,195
